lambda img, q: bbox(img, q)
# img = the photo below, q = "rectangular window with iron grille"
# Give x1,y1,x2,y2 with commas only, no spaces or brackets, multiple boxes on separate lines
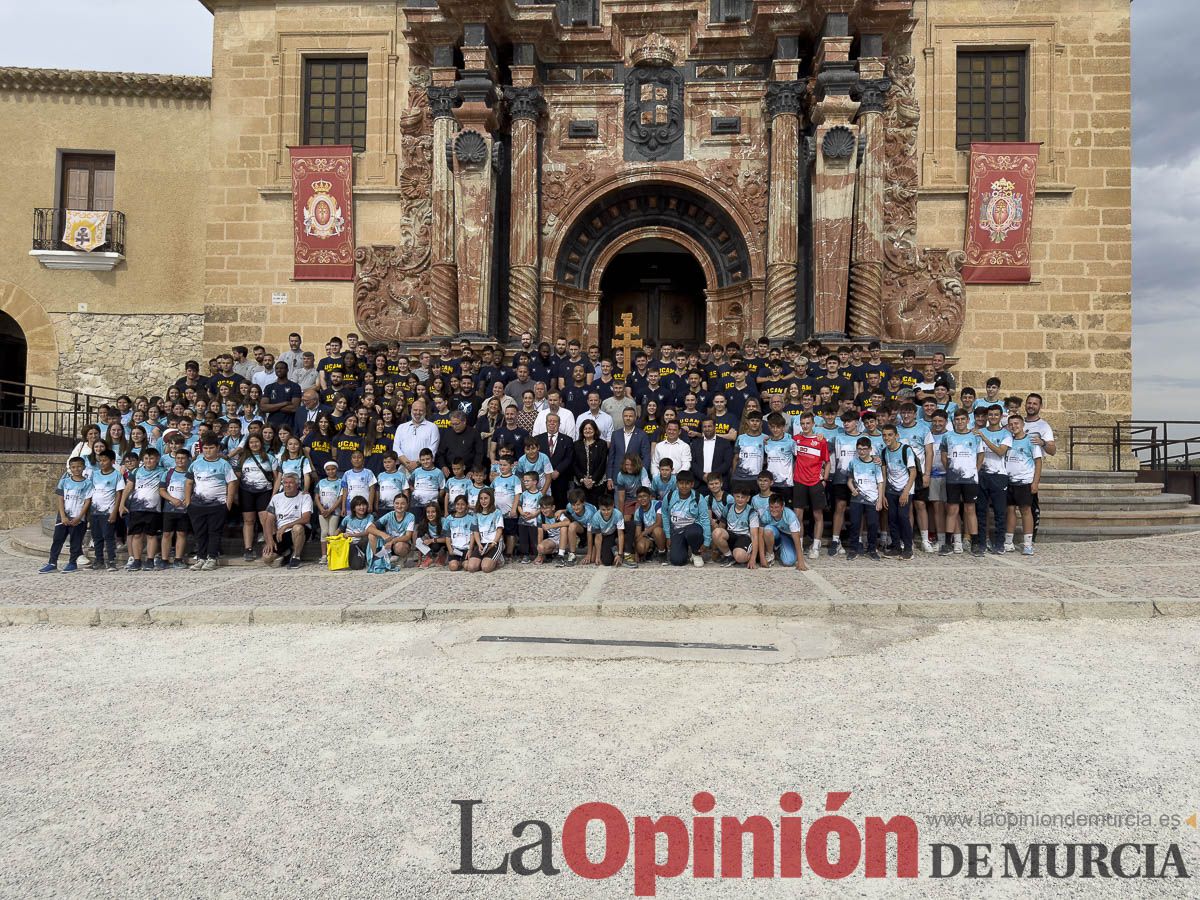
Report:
955,50,1027,150
302,57,368,152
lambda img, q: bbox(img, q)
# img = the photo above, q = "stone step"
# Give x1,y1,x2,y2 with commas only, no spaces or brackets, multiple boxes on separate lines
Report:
1037,482,1165,497
1035,506,1200,528
1040,469,1139,483
1029,523,1200,542
1037,493,1194,512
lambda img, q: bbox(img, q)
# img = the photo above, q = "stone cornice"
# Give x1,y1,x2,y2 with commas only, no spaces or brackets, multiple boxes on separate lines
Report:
0,67,211,102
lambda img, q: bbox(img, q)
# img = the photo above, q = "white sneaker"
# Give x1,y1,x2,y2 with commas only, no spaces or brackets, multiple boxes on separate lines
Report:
764,552,775,566
1003,543,1015,553
808,542,821,560
922,540,935,554
319,555,328,566
201,558,218,571
691,553,704,568
952,543,964,554
189,559,205,571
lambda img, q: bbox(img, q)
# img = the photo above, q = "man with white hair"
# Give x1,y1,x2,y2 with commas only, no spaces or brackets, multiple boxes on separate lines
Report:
393,400,440,473
262,473,312,570
532,389,578,440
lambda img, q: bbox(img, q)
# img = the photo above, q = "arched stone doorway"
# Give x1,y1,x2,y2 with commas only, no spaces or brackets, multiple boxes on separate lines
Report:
0,311,27,425
598,238,706,350
0,280,56,388
542,180,761,347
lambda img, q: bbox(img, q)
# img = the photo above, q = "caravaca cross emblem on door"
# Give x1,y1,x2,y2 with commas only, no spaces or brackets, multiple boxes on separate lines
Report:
613,313,642,377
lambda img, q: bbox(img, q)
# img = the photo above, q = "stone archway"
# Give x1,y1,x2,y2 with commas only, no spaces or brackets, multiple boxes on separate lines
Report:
0,281,58,389
543,180,760,345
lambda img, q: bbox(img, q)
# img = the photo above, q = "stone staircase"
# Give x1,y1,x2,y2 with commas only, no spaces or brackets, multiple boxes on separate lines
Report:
1033,470,1200,541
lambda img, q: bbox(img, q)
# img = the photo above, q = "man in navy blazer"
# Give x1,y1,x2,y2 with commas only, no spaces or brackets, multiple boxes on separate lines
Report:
292,389,331,436
690,417,734,493
606,406,652,490
536,413,576,508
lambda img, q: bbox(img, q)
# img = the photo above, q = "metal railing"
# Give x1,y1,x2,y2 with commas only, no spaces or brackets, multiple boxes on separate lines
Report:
32,208,126,255
1068,420,1200,472
0,380,106,453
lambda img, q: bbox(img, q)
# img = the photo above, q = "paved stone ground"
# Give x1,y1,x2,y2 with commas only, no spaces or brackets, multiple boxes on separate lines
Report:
1,617,1197,897
2,529,1200,625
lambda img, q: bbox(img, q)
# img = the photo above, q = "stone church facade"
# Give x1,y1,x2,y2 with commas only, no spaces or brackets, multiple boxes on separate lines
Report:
0,0,1130,433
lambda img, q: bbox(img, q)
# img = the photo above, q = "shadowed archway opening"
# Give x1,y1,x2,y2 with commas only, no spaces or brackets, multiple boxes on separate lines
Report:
0,311,28,426
599,238,707,351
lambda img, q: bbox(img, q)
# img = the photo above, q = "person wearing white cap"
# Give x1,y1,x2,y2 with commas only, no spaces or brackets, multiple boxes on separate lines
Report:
314,460,345,566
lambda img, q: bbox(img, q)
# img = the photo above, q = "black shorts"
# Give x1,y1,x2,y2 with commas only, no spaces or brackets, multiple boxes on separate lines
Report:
471,542,504,562
239,488,272,513
127,510,162,536
1007,482,1034,507
830,482,852,504
730,533,753,551
792,482,827,510
503,516,518,537
912,477,929,503
447,549,468,563
162,510,191,534
945,482,979,504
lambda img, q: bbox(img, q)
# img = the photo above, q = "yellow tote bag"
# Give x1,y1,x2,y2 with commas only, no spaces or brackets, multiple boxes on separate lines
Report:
327,534,351,571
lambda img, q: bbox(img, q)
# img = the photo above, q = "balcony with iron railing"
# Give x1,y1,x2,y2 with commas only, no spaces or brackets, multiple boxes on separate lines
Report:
30,208,126,270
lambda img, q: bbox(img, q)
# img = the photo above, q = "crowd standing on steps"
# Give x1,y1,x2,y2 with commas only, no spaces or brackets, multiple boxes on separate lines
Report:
42,330,1055,574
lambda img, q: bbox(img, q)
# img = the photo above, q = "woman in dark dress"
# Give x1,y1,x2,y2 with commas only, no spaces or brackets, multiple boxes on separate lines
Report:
573,419,609,506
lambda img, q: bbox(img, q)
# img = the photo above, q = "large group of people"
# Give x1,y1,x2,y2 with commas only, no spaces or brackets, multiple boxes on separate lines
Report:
41,329,1056,574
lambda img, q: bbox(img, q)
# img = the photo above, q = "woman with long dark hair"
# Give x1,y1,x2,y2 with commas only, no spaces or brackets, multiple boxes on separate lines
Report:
235,433,279,561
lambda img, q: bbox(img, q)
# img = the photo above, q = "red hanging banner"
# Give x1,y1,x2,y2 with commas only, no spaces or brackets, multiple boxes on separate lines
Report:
289,145,355,281
962,142,1040,284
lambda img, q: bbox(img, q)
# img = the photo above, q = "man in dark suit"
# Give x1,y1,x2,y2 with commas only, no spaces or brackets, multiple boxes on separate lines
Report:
537,412,575,508
292,389,332,436
690,417,733,494
606,406,651,490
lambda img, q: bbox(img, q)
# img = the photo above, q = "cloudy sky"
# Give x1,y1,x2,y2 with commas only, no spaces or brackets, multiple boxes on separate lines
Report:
0,1,1180,419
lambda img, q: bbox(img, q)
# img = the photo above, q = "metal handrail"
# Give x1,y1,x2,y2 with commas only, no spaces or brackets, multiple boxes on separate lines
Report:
1069,420,1200,472
0,379,107,449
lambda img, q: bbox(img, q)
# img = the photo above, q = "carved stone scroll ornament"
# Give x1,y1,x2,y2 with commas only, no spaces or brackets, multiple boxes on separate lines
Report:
354,66,437,341
880,55,967,345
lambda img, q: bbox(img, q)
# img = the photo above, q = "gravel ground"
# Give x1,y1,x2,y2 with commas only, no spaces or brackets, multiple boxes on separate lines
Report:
2,617,1198,898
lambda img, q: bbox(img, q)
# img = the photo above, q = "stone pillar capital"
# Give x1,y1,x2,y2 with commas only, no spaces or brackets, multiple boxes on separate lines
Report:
427,86,460,119
504,85,544,122
854,78,892,118
765,80,806,119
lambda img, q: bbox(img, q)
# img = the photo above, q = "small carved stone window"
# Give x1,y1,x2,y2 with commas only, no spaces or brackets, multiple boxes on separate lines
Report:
955,50,1026,150
303,57,368,152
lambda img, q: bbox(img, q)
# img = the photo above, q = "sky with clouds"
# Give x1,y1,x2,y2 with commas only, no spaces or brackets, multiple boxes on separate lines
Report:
0,1,1181,419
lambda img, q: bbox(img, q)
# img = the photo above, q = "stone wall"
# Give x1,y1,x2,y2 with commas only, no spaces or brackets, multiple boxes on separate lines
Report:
203,1,414,356
0,453,64,529
51,312,204,398
917,0,1132,446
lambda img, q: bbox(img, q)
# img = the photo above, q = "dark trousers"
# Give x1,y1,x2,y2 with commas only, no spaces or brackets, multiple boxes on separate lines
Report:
517,522,538,556
976,471,1009,550
90,512,116,563
49,519,87,565
885,490,914,552
1031,491,1041,541
188,504,227,559
669,524,703,566
848,502,879,553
